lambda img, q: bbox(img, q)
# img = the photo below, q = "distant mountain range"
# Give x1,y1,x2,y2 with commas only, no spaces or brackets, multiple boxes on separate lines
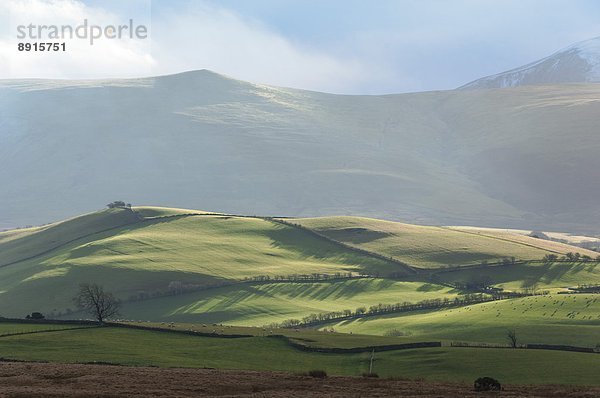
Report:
461,36,600,89
1,37,600,233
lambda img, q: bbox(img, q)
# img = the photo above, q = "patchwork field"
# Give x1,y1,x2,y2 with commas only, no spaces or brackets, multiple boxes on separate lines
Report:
323,294,600,347
1,207,598,326
0,324,597,386
122,279,458,325
0,206,598,389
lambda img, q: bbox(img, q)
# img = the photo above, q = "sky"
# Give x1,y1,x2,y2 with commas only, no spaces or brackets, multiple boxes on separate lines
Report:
1,0,600,93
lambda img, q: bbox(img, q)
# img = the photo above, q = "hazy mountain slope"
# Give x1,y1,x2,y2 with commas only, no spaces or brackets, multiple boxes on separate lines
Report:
1,71,600,232
461,36,600,88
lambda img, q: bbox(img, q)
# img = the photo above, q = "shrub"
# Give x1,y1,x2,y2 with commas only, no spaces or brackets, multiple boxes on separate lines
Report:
383,328,409,337
106,201,131,209
25,312,45,320
307,370,327,379
474,377,501,391
361,372,379,378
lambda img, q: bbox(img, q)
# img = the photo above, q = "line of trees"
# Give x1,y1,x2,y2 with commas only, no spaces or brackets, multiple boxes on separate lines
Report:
126,273,366,303
274,293,523,328
126,280,233,302
543,253,600,263
570,284,600,293
242,272,361,282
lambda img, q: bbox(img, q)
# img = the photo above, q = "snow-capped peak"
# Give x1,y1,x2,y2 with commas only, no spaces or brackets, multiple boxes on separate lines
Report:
460,36,600,89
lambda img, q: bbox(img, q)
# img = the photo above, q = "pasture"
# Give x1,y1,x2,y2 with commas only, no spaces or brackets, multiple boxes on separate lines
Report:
325,294,600,347
291,216,598,268
0,324,597,385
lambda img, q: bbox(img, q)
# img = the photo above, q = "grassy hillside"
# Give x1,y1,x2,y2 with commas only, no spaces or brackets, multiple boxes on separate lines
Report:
447,226,599,257
122,279,458,326
0,209,412,318
433,260,600,291
290,216,595,268
324,294,600,347
1,207,596,326
0,325,597,385
0,208,140,267
133,206,215,218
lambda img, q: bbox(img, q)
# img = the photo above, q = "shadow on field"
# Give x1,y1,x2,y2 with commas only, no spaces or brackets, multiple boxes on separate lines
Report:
436,261,596,289
263,225,393,275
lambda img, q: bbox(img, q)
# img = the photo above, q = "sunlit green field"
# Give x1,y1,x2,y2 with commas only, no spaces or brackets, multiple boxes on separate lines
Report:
323,294,600,347
0,208,140,267
0,325,597,385
132,206,215,218
432,260,600,291
1,205,598,380
0,322,92,336
122,279,458,325
0,209,407,318
291,216,598,268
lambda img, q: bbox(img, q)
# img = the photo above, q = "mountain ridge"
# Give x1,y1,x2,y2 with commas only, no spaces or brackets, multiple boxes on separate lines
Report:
2,39,600,233
461,36,600,89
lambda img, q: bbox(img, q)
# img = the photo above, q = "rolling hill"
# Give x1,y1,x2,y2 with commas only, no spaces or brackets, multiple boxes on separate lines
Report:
1,205,599,387
2,39,600,234
290,216,598,268
0,206,597,325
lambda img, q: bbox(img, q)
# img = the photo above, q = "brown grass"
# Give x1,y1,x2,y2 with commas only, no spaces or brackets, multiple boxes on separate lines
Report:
0,362,598,397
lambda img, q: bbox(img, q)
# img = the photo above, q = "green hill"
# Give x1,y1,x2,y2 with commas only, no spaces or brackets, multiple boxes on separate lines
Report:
0,207,407,318
289,216,598,268
0,208,141,268
121,279,458,326
0,206,597,331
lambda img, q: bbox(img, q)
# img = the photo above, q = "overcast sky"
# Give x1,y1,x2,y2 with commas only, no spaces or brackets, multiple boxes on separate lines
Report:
1,0,600,93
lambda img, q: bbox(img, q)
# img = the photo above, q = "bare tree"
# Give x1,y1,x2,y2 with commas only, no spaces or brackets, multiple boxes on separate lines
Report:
74,283,120,323
506,329,518,348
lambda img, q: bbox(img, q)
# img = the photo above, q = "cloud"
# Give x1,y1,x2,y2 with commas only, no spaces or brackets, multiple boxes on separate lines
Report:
149,3,382,93
2,0,599,93
0,0,156,79
0,0,380,93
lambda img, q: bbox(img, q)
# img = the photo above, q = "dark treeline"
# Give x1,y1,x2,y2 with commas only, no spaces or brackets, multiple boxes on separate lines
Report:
242,272,362,282
274,292,535,328
543,253,600,263
127,273,369,304
569,284,600,293
451,341,599,353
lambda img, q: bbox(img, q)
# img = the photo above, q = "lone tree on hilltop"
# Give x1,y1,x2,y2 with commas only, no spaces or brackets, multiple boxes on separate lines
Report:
106,201,131,209
74,283,120,324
